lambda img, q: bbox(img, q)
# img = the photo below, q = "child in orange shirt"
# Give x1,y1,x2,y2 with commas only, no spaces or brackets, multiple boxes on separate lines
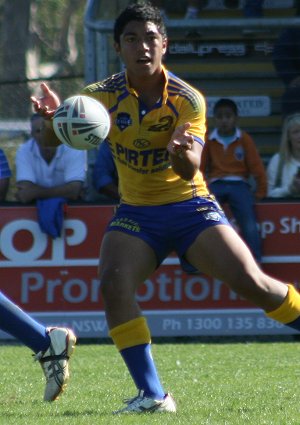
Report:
201,98,267,262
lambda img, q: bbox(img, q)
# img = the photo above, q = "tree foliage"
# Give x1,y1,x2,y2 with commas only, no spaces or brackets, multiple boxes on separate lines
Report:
0,0,86,118
30,0,86,76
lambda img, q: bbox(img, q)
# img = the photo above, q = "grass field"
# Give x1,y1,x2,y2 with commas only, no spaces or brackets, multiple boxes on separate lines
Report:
0,337,299,425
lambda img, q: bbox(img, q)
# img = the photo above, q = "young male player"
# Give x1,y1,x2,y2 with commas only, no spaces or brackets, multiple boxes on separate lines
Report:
32,1,300,414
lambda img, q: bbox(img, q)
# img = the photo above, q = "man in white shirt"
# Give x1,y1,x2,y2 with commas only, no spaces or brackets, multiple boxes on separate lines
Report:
16,114,87,203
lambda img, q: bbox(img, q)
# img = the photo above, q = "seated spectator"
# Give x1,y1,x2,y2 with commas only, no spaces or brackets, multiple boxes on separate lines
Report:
267,113,300,198
200,98,267,263
0,148,11,201
153,0,263,19
15,113,87,203
272,27,300,117
152,0,201,19
93,139,119,202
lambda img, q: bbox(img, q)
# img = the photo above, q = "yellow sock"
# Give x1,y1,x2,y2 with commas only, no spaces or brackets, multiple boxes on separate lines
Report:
109,317,151,351
266,284,300,325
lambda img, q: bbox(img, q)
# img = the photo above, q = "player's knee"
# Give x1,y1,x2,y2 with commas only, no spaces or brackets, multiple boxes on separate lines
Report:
100,271,130,306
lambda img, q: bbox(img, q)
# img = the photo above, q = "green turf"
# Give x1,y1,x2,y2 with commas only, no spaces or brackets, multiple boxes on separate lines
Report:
0,337,299,424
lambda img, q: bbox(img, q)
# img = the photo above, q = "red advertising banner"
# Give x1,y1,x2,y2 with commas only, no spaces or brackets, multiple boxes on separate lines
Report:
0,202,299,337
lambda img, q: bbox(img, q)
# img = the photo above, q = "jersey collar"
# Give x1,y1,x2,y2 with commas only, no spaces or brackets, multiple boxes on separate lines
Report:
124,66,168,103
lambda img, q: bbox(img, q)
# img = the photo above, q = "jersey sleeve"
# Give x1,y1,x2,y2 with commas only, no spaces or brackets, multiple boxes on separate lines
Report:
175,89,207,146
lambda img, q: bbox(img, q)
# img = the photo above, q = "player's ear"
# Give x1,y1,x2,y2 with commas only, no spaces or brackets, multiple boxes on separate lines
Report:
162,38,168,55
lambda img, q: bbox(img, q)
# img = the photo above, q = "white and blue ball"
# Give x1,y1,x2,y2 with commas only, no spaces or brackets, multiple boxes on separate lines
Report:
53,95,110,150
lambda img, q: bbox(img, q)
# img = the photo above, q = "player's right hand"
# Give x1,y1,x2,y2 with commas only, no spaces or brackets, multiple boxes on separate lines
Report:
167,123,194,158
31,83,61,119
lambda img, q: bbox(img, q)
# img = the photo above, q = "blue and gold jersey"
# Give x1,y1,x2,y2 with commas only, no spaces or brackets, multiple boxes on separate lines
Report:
82,67,209,206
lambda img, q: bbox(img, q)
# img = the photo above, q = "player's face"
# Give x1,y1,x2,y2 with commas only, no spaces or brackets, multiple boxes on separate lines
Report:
115,20,167,79
214,106,237,136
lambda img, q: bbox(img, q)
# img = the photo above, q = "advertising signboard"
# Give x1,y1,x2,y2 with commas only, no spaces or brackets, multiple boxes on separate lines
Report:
0,203,299,338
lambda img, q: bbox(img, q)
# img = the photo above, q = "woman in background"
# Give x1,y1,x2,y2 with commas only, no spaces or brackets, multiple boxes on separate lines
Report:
267,113,300,198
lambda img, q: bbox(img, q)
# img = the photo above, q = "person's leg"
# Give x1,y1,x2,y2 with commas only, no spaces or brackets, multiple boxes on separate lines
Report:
0,291,76,401
209,180,229,202
99,230,167,401
226,182,262,262
186,225,300,331
0,291,49,352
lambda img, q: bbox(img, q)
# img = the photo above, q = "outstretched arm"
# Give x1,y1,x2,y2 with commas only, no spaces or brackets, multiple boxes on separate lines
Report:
167,123,202,181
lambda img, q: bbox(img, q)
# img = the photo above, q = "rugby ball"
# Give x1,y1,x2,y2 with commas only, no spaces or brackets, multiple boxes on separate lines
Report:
53,95,110,150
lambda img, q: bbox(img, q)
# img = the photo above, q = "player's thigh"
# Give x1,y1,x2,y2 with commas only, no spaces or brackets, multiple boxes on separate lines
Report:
99,230,157,289
186,224,260,286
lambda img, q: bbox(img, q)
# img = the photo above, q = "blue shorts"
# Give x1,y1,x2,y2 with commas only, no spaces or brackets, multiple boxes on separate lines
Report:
106,196,230,273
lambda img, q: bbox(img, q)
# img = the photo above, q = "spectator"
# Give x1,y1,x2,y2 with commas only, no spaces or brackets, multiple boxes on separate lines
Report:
153,0,263,19
0,148,11,201
15,113,87,204
93,139,119,201
200,98,267,262
267,113,300,198
272,27,300,117
152,0,201,19
183,0,200,19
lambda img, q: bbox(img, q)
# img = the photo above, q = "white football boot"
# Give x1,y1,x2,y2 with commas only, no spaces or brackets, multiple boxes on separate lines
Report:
34,327,76,401
113,390,176,414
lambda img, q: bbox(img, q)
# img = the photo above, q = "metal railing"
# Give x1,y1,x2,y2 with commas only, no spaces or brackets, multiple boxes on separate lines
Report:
84,0,300,82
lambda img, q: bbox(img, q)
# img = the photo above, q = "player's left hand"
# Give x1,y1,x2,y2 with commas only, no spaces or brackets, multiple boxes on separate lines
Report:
167,123,194,158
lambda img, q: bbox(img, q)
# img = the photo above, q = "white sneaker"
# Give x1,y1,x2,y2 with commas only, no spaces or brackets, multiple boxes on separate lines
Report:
34,327,76,401
114,390,176,414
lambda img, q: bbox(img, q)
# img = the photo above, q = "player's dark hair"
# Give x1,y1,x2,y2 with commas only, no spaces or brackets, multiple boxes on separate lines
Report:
114,1,167,44
213,98,238,116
